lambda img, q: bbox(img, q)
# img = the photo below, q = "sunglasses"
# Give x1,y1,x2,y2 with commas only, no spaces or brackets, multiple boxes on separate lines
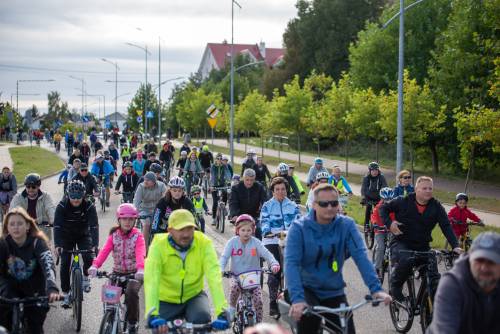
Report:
193,192,201,195
81,169,88,172
316,200,339,208
26,184,38,189
402,176,411,179
68,194,83,200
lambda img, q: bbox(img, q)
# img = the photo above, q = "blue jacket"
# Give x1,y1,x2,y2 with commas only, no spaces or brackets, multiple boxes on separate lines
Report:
393,184,415,198
260,197,300,236
133,159,146,175
327,175,353,194
285,211,382,303
91,160,114,179
109,148,119,161
58,169,69,183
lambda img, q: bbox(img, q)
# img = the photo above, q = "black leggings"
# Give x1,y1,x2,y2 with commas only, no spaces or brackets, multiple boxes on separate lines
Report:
264,244,282,303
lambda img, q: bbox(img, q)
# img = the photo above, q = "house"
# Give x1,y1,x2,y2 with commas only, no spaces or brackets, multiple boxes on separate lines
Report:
98,112,127,130
198,41,285,79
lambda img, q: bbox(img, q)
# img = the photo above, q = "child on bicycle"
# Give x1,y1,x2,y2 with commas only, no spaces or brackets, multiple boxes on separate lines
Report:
190,185,210,233
0,207,59,333
371,187,395,281
88,203,145,334
448,193,484,239
220,214,280,323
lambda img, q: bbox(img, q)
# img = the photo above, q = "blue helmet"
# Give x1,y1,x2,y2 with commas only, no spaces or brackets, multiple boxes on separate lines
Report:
379,187,394,200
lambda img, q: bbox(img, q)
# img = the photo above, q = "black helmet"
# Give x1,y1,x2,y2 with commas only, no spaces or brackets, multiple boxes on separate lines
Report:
24,173,41,186
67,180,86,199
150,163,162,174
368,162,380,170
103,150,110,156
455,193,468,202
123,161,133,168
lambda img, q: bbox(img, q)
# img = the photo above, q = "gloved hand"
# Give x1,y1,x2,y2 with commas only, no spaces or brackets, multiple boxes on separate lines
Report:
271,264,280,274
134,269,144,281
88,266,98,278
211,311,230,330
360,198,367,206
477,220,485,227
148,315,167,329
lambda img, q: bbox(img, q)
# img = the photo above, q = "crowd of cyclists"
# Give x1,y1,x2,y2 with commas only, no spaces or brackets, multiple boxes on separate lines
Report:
0,129,498,334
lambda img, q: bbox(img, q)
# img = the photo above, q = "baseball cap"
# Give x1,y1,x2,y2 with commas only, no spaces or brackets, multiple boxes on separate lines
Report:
314,157,323,164
469,232,500,264
168,209,197,230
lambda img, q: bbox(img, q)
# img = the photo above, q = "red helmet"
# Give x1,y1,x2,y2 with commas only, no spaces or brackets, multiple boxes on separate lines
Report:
116,203,138,219
235,214,256,235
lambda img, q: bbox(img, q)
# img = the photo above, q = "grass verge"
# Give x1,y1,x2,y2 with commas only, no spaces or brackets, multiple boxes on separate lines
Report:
9,146,64,182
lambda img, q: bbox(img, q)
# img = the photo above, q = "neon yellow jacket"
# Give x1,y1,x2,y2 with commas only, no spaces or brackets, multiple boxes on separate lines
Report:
292,175,304,194
144,232,227,317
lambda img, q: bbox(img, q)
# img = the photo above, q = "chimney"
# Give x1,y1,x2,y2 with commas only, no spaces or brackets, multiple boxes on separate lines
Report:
259,41,266,59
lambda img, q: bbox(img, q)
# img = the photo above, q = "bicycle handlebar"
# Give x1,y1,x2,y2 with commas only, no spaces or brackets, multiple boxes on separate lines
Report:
306,295,383,316
96,271,135,282
0,296,50,307
222,268,273,278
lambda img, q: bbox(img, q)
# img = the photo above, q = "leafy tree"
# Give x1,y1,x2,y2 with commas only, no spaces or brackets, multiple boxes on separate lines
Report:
126,83,159,132
176,87,223,135
44,91,70,128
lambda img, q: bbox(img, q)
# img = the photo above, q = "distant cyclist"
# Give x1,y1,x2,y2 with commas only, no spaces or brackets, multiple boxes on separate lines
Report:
361,162,387,230
306,157,328,187
90,153,115,207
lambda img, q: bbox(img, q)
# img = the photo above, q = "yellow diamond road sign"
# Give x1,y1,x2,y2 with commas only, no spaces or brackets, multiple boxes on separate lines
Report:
206,104,219,118
207,118,217,129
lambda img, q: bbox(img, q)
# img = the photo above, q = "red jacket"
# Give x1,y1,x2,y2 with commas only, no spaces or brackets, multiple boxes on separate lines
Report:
448,206,480,237
371,200,395,234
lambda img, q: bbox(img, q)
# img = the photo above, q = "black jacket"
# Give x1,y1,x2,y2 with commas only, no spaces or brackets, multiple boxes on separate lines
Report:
0,235,58,297
198,151,213,170
241,158,256,176
54,198,99,247
68,153,83,165
115,171,139,192
427,255,500,334
72,173,98,196
159,149,174,165
253,164,272,184
229,181,268,220
361,173,388,202
380,193,458,250
144,143,158,154
143,159,162,176
152,195,195,233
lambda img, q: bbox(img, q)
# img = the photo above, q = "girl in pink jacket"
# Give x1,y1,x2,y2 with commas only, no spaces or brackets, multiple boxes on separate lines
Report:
88,203,146,334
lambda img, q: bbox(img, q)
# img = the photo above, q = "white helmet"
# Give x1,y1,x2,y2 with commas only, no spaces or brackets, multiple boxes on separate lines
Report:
278,163,289,174
316,171,330,181
180,151,188,156
168,176,185,188
247,149,256,155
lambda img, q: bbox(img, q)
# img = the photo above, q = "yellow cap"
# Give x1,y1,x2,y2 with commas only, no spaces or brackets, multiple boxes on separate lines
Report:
168,209,197,230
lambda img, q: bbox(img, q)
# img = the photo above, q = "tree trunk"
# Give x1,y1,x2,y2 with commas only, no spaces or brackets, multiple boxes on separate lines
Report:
317,138,320,156
375,138,379,162
297,133,301,167
261,134,264,158
464,145,475,193
409,142,415,184
344,135,349,177
429,141,439,175
244,130,248,153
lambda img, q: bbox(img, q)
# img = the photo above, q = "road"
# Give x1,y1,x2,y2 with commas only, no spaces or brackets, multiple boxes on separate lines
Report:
38,143,418,333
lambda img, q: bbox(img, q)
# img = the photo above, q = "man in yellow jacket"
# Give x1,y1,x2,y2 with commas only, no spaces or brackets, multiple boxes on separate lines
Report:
144,209,230,331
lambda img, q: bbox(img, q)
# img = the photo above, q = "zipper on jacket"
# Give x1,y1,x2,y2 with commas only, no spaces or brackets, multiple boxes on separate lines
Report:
180,258,186,303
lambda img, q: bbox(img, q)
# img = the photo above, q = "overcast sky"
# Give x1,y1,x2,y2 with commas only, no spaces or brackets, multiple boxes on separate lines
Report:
0,0,296,117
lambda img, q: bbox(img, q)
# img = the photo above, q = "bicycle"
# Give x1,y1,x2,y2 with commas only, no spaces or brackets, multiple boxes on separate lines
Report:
389,249,444,333
213,186,230,234
95,176,107,212
55,141,61,153
436,249,459,271
57,248,95,332
223,269,272,334
371,232,391,286
361,200,378,250
446,218,485,252
278,294,383,334
0,296,54,334
117,191,134,204
183,171,202,194
95,271,136,334
201,170,210,199
263,231,287,292
145,308,224,333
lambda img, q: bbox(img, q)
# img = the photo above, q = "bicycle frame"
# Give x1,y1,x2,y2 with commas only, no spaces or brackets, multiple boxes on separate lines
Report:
0,296,49,334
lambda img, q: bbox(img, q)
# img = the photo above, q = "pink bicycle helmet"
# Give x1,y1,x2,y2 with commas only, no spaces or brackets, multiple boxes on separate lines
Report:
116,203,139,219
235,214,256,235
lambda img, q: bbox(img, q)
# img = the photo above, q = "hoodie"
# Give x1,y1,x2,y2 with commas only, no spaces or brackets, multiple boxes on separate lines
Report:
115,171,139,193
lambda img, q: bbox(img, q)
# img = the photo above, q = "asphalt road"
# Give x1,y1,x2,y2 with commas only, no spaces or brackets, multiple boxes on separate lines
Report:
41,144,420,334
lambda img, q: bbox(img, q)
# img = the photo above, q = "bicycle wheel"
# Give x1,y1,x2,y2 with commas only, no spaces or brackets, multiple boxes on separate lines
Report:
364,223,375,249
420,289,433,333
389,279,414,333
203,177,208,199
72,268,83,332
98,310,115,334
218,204,225,233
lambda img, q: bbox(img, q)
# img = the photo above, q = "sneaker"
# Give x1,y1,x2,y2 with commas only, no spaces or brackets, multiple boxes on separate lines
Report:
61,293,71,308
269,301,279,317
228,306,236,321
106,201,110,207
127,322,138,334
82,276,91,293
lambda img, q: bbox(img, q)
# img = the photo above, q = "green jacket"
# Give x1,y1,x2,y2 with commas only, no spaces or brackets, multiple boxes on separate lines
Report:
144,232,227,317
292,175,304,194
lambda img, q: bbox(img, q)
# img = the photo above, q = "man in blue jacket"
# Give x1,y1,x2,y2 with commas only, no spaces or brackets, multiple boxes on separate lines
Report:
285,183,391,333
91,153,115,207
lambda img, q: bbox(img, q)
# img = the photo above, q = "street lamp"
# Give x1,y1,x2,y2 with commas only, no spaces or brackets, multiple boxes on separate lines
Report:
101,58,120,127
68,75,85,117
78,94,105,120
126,42,151,134
229,0,242,166
11,93,39,108
152,76,184,145
16,79,55,115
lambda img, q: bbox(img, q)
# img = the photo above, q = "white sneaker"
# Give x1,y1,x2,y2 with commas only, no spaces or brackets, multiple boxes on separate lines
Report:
82,276,91,293
61,293,71,308
228,306,236,321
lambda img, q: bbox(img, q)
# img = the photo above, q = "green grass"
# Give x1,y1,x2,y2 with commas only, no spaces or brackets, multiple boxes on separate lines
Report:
9,146,64,182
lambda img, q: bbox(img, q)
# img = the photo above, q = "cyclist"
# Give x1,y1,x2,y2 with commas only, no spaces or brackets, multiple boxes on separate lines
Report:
379,176,462,305
103,150,117,183
66,131,74,157
288,165,305,196
191,146,199,158
133,172,167,249
54,180,98,307
89,131,97,152
132,150,146,175
72,163,99,201
241,149,256,175
306,171,330,211
183,151,203,195
428,232,500,334
68,148,83,166
152,176,195,235
79,141,91,164
272,163,300,203
448,193,484,239
68,157,82,180
144,138,158,155
222,155,233,177
0,207,59,333
93,138,103,154
159,143,174,172
393,169,414,198
328,165,353,196
198,145,213,175
143,152,161,176
89,203,146,334
253,156,272,189
361,162,387,232
0,167,17,214
285,183,391,333
120,143,131,163
53,131,63,151
371,187,395,281
139,163,165,185
210,153,231,223
10,174,55,240
306,157,328,187
179,142,190,157
191,185,210,233
90,153,115,207
58,164,72,193
144,209,230,332
176,150,188,176
220,214,280,323
114,161,140,203
260,177,301,317
229,169,268,239
108,142,120,164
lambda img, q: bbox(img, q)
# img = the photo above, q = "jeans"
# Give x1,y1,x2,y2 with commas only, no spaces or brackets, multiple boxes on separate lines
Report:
374,234,387,270
158,291,211,324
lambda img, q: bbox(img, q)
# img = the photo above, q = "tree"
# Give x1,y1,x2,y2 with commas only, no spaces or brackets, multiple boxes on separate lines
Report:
45,91,70,128
176,87,223,136
126,83,159,132
235,90,270,152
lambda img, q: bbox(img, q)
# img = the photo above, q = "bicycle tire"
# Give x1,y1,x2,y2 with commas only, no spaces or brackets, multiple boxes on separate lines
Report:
72,268,83,332
203,177,208,199
98,310,115,334
219,205,225,233
364,223,375,250
389,279,414,333
419,290,433,333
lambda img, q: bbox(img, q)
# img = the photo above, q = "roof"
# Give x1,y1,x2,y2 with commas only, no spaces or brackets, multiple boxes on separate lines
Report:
206,42,284,69
99,112,126,121
264,48,285,67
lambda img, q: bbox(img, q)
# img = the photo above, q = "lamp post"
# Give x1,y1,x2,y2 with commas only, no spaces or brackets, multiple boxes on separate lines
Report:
68,75,86,117
229,0,242,166
79,94,105,122
101,58,120,128
16,79,55,115
126,42,151,135
153,76,184,145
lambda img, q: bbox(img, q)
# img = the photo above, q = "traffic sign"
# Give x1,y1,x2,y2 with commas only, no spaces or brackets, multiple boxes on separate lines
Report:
137,109,143,116
146,111,154,119
206,104,219,118
207,118,217,129
82,115,89,123
136,116,143,123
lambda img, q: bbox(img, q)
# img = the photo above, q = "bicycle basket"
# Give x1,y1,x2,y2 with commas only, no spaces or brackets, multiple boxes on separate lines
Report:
101,284,122,304
237,270,261,290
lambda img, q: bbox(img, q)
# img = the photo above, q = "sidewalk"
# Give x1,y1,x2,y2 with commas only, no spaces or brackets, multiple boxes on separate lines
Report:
0,144,14,170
